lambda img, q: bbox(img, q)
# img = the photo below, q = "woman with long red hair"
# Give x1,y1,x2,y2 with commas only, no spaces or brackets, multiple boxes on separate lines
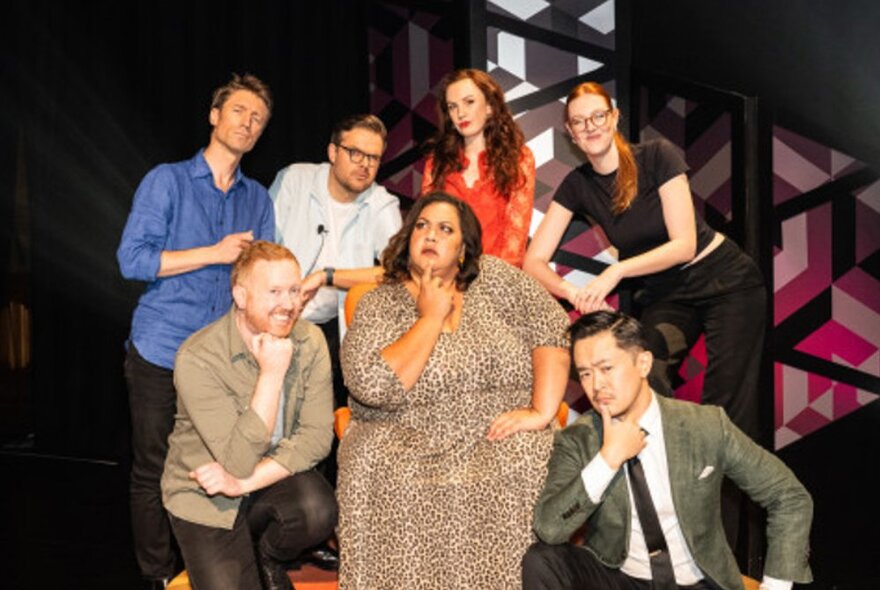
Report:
524,81,765,438
421,69,535,267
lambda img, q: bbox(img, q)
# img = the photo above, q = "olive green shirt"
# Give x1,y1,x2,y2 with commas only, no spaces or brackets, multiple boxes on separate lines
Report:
161,307,334,529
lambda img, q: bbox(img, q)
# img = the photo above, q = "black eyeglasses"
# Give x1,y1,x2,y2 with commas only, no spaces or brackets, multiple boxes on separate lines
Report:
335,144,382,167
568,109,613,131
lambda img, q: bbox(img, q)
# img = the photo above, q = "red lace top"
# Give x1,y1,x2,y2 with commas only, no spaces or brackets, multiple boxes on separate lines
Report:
421,146,535,267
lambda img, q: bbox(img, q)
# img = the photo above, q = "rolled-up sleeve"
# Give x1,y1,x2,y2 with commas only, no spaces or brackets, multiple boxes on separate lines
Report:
117,166,174,281
174,349,271,478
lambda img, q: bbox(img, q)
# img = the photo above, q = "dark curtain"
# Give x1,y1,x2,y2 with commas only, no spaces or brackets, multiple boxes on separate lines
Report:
0,0,369,459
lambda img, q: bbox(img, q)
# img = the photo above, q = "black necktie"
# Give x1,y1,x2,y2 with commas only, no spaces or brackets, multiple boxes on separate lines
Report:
627,454,677,590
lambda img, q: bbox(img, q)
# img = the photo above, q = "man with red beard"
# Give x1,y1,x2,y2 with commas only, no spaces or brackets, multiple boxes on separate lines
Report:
161,241,336,590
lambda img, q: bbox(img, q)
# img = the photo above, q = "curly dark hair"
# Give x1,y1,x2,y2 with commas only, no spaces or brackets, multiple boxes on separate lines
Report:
423,69,525,199
380,193,482,291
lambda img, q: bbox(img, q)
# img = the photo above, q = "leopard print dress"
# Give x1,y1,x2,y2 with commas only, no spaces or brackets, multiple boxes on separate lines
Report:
338,256,570,589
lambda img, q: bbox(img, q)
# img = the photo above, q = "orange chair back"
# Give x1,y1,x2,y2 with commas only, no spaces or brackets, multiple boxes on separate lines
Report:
343,283,378,327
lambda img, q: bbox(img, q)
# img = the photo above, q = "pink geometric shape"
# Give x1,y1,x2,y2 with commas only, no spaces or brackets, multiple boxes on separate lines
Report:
807,372,832,404
855,199,880,266
774,204,833,325
785,406,830,437
795,320,877,368
835,267,880,316
560,226,612,259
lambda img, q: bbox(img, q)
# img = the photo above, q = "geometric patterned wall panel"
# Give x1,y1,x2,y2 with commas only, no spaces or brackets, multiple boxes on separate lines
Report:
772,125,880,449
487,0,615,50
368,1,453,202
485,0,618,414
639,91,735,234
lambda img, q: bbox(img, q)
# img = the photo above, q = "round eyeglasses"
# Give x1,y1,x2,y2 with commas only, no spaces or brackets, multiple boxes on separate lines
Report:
568,109,613,132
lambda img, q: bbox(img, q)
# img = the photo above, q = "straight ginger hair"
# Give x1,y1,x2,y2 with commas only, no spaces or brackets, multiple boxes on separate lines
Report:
566,82,638,213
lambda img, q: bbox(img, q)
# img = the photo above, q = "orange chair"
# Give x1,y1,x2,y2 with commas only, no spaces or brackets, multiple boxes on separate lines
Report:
343,282,378,327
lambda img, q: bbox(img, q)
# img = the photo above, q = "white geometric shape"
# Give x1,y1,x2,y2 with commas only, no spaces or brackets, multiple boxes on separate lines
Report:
667,96,687,118
489,0,549,21
527,128,555,168
497,31,526,79
810,388,835,420
487,59,498,71
774,213,808,291
580,0,615,35
857,390,879,405
775,426,801,450
577,56,604,75
773,137,830,193
408,24,429,108
505,80,540,102
856,180,880,214
689,143,731,200
530,209,544,238
833,286,880,348
831,149,855,176
563,268,596,287
782,364,810,424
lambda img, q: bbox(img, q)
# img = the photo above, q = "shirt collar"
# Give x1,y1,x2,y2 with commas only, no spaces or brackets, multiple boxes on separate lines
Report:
638,390,662,437
189,149,243,188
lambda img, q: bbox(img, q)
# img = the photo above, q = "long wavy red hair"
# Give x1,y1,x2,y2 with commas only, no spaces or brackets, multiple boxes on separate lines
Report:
424,69,525,199
566,82,637,213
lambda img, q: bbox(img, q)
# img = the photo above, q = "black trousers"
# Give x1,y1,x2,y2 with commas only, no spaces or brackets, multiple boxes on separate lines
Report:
315,318,348,487
170,469,337,590
125,344,178,580
315,317,349,409
522,542,718,590
636,239,766,440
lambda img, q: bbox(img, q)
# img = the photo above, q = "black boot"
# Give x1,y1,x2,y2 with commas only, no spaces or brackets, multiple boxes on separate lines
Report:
255,546,293,590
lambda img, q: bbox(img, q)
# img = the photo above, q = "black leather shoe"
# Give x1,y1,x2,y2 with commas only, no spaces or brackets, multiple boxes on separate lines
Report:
306,547,339,572
256,551,293,590
143,578,171,590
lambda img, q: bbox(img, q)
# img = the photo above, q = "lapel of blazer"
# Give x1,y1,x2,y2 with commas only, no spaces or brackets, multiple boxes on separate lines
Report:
657,396,695,528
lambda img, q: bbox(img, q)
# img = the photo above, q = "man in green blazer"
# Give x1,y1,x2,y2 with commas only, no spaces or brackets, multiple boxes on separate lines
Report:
524,311,812,590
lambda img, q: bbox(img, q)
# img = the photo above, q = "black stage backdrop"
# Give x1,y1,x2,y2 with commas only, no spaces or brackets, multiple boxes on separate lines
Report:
631,0,880,171
1,0,369,459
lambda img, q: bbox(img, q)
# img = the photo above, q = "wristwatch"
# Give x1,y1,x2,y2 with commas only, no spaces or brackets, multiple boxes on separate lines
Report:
324,267,335,287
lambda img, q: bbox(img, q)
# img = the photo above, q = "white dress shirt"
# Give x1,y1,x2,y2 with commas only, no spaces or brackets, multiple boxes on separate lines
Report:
580,392,791,590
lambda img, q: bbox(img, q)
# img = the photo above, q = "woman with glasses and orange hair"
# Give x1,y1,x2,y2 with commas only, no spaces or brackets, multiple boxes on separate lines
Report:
421,69,535,268
523,81,765,439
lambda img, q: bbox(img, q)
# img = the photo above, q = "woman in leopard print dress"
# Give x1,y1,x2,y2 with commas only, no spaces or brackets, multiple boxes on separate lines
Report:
339,193,570,589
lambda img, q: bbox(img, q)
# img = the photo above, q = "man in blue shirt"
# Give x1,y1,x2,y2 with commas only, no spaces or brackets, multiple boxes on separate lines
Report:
117,73,275,588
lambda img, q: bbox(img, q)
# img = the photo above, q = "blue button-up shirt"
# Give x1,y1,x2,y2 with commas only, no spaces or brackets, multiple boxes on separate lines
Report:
117,150,274,369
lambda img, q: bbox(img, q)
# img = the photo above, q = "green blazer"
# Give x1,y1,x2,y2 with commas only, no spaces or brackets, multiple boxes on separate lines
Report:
533,396,812,590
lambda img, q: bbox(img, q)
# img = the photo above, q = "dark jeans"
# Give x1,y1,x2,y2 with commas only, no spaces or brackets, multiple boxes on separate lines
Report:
170,470,337,590
315,317,349,409
636,239,766,440
125,344,178,580
315,317,348,487
522,542,719,590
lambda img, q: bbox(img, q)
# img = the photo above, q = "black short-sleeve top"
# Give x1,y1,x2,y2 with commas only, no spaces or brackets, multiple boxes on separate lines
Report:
552,138,715,261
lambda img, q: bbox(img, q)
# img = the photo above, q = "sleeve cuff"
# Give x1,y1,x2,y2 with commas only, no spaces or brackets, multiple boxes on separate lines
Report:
581,452,617,503
760,575,793,590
